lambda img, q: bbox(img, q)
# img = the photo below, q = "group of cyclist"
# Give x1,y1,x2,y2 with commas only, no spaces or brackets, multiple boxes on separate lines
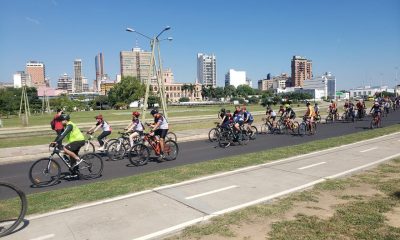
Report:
218,105,254,134
50,108,170,167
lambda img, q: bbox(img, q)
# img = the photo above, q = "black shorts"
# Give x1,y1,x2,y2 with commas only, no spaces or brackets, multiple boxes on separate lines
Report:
154,129,168,139
65,140,85,155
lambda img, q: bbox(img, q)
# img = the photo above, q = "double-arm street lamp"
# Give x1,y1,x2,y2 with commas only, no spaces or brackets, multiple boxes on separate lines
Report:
126,26,172,121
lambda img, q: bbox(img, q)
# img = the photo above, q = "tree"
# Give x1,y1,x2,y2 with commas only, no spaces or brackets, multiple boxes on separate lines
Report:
108,76,145,106
179,97,190,102
148,95,160,108
188,84,195,100
236,84,254,97
224,85,237,98
215,87,225,99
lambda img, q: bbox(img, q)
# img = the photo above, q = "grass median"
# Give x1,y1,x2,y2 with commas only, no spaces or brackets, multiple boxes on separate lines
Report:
2,123,399,218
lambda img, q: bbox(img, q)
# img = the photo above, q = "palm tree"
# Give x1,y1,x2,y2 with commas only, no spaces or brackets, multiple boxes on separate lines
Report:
181,84,189,98
188,84,195,101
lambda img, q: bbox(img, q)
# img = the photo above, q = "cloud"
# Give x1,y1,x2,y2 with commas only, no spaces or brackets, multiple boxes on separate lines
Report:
26,17,40,25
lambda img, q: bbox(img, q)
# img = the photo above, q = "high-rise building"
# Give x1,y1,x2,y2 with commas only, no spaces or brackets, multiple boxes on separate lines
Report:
95,53,105,92
197,53,216,87
57,73,73,93
13,71,32,88
258,78,273,91
290,56,312,87
26,61,45,87
74,59,83,93
120,48,152,83
82,77,89,92
225,69,246,88
303,72,336,99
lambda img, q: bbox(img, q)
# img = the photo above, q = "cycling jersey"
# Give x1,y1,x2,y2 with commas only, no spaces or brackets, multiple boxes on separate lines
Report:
132,119,144,132
305,106,316,117
285,109,296,119
233,112,244,123
54,121,85,144
370,105,381,113
154,115,168,130
96,120,112,132
243,111,254,122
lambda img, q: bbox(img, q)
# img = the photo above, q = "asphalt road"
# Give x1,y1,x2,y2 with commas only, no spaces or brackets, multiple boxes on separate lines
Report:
0,110,399,198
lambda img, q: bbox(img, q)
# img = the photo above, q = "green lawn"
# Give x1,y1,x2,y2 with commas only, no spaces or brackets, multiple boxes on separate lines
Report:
0,123,398,218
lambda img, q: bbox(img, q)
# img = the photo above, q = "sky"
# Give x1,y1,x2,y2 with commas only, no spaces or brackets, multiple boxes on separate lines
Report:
0,0,399,90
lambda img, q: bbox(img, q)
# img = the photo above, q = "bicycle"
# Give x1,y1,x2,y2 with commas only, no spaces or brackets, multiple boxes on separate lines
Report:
279,118,300,135
370,113,382,129
260,117,277,134
325,110,338,124
208,122,222,142
29,145,104,187
144,122,177,142
106,132,132,161
298,117,317,136
243,123,258,140
80,132,113,155
218,124,249,148
340,109,355,122
355,108,366,121
0,182,27,237
128,132,179,166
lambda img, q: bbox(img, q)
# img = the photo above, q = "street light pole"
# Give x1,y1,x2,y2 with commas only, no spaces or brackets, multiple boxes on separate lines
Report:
126,26,172,122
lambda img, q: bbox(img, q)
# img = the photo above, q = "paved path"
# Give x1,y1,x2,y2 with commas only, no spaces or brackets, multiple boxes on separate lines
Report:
3,131,399,240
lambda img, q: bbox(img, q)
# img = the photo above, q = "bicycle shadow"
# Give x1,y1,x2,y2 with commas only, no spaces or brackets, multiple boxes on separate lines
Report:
0,218,30,237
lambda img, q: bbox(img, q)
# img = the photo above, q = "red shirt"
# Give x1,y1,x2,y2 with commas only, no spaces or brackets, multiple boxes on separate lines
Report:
53,114,64,131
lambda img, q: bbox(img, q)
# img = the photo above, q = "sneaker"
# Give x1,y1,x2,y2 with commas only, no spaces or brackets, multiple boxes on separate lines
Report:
72,158,83,168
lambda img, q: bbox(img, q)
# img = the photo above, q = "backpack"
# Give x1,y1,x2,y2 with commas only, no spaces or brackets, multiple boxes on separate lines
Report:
50,119,56,130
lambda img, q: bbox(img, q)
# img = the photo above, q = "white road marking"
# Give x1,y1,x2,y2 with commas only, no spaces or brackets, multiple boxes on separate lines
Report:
185,185,238,200
298,162,326,170
360,147,378,153
29,234,55,240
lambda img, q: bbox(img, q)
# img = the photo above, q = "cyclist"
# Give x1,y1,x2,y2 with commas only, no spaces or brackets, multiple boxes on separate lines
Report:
348,101,355,122
356,99,365,119
149,109,169,159
218,108,226,120
283,105,296,125
233,107,245,132
383,99,390,116
328,100,337,119
51,114,85,170
52,109,64,146
125,111,144,148
370,101,382,120
277,105,285,118
304,102,316,123
220,109,233,129
314,103,319,116
242,106,254,131
233,105,241,119
87,114,112,151
266,107,277,128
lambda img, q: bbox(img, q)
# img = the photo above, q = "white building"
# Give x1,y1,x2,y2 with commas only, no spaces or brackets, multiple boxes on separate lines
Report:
303,72,336,99
225,69,246,87
349,85,394,98
197,53,217,87
13,71,32,88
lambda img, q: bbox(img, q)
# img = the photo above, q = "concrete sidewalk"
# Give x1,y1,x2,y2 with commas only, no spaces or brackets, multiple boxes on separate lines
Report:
3,132,399,240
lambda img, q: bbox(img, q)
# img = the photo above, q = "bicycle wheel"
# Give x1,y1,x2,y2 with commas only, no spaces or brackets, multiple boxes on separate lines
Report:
298,123,306,136
166,132,177,142
310,122,317,135
290,121,300,134
0,182,27,237
128,144,150,166
208,128,220,142
106,139,126,161
249,126,258,140
78,153,103,179
218,130,231,148
276,122,286,134
325,115,332,124
79,141,95,155
260,124,267,134
29,158,61,187
238,130,249,145
163,140,179,161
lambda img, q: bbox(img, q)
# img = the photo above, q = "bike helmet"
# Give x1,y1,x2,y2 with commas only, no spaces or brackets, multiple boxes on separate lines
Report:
284,104,290,108
150,109,158,115
59,114,70,121
132,111,140,117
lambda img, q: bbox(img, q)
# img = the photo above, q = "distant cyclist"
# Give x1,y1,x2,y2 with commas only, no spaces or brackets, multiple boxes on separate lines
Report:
150,109,169,159
370,101,382,119
283,105,296,125
51,114,85,170
266,107,277,128
304,102,316,122
220,109,233,129
125,111,144,148
277,105,285,118
233,107,245,132
218,108,226,120
87,114,112,151
242,106,254,130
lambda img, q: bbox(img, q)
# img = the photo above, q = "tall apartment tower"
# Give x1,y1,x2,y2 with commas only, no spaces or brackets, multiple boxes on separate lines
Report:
95,53,105,91
197,53,216,88
57,73,73,93
13,71,32,88
290,56,312,87
26,61,46,87
120,47,152,83
74,59,83,93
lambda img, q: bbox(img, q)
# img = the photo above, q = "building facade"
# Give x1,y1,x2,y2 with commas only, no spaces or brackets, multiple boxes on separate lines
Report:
13,71,32,88
94,52,105,92
303,72,336,99
258,79,273,91
349,85,394,98
197,53,216,87
225,69,246,87
100,81,115,95
57,73,73,93
82,77,89,92
290,56,312,87
272,73,290,89
120,48,151,83
74,59,83,93
26,61,46,87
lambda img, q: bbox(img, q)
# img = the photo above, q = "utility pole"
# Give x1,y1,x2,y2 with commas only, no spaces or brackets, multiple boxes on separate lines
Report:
19,85,30,126
41,90,50,114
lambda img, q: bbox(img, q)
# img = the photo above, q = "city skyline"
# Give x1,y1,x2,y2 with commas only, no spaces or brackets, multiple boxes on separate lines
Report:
0,0,399,90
